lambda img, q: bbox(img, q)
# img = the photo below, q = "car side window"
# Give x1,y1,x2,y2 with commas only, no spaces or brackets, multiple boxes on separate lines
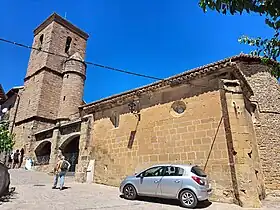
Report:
164,166,184,176
143,166,164,177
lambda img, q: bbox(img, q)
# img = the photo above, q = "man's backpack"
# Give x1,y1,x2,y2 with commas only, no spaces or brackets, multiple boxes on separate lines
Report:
60,160,69,171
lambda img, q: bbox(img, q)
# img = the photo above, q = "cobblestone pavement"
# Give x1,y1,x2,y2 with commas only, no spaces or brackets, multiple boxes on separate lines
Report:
1,169,280,210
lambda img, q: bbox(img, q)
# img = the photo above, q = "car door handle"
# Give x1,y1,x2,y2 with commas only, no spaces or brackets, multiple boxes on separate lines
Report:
154,180,160,183
174,180,181,183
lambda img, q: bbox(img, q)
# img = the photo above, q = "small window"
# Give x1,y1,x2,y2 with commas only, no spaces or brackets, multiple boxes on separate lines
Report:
191,166,207,177
170,101,187,117
142,166,164,177
65,36,72,53
172,101,186,114
63,96,66,101
164,166,184,176
38,34,44,50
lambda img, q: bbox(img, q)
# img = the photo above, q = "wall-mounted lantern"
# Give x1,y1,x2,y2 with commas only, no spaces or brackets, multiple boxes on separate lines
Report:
128,100,141,121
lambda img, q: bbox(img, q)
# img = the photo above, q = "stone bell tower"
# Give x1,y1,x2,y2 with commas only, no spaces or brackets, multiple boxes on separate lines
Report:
13,13,89,149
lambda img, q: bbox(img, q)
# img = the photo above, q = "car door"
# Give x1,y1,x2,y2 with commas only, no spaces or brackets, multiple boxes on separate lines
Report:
159,166,184,198
137,166,164,197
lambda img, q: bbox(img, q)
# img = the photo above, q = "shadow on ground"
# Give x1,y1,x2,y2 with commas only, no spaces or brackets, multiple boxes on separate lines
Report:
0,188,17,205
51,186,72,190
120,195,212,209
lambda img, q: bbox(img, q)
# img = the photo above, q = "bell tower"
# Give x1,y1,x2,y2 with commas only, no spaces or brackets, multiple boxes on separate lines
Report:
13,13,89,148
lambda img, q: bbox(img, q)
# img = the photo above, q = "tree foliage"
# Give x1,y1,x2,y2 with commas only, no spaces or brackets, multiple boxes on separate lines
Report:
199,0,280,79
0,122,14,153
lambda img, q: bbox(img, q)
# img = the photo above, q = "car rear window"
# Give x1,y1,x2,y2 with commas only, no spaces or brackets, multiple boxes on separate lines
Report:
191,166,207,177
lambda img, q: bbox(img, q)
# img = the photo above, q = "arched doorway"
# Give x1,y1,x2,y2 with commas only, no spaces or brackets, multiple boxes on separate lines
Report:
59,135,80,173
35,141,51,165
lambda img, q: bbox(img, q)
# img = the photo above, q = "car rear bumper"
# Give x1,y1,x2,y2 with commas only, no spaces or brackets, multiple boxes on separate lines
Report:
196,188,212,201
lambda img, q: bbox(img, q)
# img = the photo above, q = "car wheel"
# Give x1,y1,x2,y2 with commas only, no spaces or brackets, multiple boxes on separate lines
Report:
123,184,137,200
179,189,198,208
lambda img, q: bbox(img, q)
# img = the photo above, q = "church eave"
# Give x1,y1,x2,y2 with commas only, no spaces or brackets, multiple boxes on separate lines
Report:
81,53,276,114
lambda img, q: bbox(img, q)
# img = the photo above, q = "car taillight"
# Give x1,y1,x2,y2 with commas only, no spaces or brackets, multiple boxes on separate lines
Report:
192,176,205,185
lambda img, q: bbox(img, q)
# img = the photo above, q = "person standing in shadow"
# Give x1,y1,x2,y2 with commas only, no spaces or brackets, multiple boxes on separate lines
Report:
12,150,20,169
19,148,25,168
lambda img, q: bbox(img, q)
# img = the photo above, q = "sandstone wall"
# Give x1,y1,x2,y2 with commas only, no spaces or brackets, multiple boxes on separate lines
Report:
91,83,235,202
221,82,263,208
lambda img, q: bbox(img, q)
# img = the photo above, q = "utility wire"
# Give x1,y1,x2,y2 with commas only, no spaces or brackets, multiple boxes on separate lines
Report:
0,37,164,81
0,37,211,89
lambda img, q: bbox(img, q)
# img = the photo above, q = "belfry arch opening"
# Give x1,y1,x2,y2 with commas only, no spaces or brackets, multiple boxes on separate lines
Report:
65,36,72,53
59,135,80,173
35,141,51,165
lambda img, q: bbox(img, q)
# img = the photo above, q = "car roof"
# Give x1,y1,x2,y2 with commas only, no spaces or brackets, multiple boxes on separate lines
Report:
149,163,197,169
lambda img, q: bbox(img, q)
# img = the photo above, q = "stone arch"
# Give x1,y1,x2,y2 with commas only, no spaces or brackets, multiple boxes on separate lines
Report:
59,133,80,173
34,141,51,165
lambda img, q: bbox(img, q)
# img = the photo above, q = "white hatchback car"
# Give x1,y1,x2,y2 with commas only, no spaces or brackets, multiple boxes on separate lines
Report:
120,164,212,208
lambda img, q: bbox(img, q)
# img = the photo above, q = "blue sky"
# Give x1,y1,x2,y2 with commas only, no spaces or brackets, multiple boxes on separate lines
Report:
0,0,273,103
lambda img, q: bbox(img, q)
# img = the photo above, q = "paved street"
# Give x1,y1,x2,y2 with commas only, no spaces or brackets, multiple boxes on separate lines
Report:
0,169,280,210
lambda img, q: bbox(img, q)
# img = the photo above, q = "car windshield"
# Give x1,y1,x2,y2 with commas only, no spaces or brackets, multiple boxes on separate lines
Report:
191,166,207,177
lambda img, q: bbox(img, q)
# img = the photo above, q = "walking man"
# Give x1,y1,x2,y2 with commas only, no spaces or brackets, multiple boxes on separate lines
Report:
52,155,71,190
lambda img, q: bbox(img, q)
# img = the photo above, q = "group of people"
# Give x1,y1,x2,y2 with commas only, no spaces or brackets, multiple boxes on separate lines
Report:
7,148,71,191
7,148,24,169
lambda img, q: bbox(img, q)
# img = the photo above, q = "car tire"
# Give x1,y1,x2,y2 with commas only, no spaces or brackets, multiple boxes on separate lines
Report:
123,184,137,200
179,189,198,209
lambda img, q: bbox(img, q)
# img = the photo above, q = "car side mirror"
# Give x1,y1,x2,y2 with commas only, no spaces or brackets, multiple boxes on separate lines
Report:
137,173,144,178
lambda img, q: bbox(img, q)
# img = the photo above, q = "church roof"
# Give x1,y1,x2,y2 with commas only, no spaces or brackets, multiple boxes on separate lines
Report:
34,13,89,40
80,54,274,112
0,86,23,105
5,86,23,98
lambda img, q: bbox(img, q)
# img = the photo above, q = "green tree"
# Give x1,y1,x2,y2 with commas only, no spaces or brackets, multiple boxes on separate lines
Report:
0,122,14,153
199,0,280,79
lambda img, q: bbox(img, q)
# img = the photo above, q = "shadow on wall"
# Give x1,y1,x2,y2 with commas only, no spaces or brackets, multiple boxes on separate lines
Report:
92,70,233,121
203,116,224,171
127,114,140,149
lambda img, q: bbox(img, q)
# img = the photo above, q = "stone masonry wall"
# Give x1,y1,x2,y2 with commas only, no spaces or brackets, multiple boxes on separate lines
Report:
58,58,86,120
16,72,45,122
26,21,87,78
221,80,263,208
37,70,62,120
46,21,87,73
25,23,53,77
91,86,235,203
13,120,54,154
239,62,280,190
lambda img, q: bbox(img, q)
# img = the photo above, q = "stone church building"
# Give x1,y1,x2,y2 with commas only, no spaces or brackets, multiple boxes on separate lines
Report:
2,13,280,207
